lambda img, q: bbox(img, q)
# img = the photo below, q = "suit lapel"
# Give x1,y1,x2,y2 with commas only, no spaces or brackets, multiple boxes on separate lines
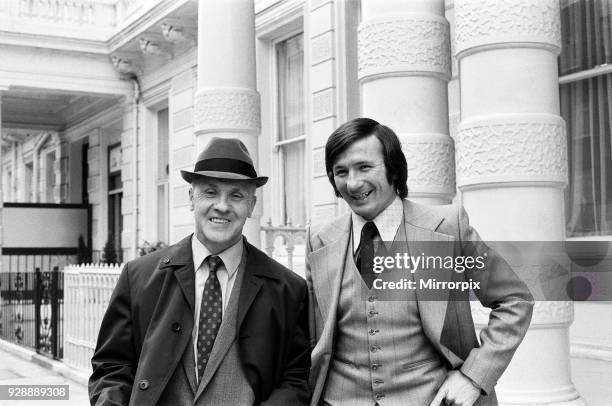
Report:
400,200,463,365
308,215,351,324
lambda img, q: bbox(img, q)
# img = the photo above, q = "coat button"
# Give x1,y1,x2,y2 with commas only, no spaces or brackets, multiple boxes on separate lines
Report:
171,322,182,333
138,380,150,390
162,257,170,264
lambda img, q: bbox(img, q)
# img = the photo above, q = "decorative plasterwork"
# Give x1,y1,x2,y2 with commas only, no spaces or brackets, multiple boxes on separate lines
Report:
110,55,141,77
455,0,561,57
400,133,455,196
139,38,172,59
455,114,567,188
358,15,451,81
161,22,191,44
194,88,261,134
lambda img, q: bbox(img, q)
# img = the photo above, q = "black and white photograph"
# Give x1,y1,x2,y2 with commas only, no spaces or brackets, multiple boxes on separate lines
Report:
0,0,611,405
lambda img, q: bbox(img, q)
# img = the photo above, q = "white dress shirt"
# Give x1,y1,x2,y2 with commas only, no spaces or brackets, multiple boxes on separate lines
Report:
191,234,243,369
351,196,403,254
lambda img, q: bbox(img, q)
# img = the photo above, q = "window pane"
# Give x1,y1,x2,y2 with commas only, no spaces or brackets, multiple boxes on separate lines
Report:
561,73,612,236
276,32,306,226
157,183,168,243
157,108,169,181
46,151,56,202
560,0,612,76
277,34,304,141
282,141,306,226
25,162,33,202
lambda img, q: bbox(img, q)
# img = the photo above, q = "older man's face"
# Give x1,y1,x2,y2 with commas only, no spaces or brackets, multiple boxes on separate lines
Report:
189,177,256,254
332,134,396,221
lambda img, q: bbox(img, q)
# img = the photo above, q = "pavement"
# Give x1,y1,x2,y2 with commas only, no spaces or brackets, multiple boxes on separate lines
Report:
0,343,89,406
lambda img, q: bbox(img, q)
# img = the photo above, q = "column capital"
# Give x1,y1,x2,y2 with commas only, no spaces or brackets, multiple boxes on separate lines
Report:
400,133,456,200
455,0,561,58
455,114,567,189
194,87,261,135
358,15,451,82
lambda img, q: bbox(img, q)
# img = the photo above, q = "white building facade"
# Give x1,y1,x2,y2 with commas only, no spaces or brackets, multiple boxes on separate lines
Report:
0,0,610,404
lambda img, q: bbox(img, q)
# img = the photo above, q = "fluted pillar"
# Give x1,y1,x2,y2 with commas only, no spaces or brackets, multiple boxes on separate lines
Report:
359,0,454,204
195,0,261,245
455,1,583,404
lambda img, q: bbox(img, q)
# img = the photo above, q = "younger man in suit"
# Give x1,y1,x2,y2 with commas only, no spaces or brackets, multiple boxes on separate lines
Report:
306,118,533,406
90,137,310,405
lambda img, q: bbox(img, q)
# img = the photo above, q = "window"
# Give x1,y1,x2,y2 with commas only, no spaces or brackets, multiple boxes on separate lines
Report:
108,144,123,262
560,0,612,236
3,166,12,202
156,108,169,243
25,161,33,202
275,33,306,226
45,151,56,202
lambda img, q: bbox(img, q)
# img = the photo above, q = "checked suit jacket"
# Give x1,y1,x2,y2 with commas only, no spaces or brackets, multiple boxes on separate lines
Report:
306,199,534,406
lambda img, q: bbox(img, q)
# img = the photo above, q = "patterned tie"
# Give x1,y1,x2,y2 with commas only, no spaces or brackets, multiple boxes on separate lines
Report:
355,221,381,289
196,255,223,382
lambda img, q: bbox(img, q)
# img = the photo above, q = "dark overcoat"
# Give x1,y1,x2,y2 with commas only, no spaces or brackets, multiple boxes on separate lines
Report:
89,235,310,406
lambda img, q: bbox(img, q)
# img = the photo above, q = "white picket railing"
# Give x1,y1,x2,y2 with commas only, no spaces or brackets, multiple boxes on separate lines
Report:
261,223,307,279
62,263,123,373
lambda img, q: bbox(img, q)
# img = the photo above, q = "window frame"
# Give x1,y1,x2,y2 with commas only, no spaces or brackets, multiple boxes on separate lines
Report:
272,30,307,226
559,0,612,238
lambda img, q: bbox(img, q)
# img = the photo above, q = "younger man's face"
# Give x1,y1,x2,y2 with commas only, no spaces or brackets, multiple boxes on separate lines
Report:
331,134,396,221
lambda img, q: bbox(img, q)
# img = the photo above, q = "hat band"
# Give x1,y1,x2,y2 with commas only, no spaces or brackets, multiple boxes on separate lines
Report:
194,158,257,178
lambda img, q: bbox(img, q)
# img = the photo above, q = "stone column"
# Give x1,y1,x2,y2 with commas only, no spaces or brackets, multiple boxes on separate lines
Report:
195,0,261,245
454,1,584,404
358,0,454,204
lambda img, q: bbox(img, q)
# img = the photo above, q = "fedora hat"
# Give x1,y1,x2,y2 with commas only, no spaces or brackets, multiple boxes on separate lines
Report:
180,137,268,187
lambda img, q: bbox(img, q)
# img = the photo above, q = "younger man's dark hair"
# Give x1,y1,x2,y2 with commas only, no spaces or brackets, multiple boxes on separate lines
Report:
325,117,408,199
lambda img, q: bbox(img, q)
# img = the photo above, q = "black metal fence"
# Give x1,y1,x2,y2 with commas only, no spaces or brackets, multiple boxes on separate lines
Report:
0,253,75,359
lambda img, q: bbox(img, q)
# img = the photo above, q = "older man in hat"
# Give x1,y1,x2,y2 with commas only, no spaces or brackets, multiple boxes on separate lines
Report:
90,138,310,406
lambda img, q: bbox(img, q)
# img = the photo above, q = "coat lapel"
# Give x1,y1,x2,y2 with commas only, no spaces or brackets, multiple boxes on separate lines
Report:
169,236,196,313
158,236,198,394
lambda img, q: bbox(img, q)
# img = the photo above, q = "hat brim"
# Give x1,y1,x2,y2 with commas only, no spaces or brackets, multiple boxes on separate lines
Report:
181,170,268,187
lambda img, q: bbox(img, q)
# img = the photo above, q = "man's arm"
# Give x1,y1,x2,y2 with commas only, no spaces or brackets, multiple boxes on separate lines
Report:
457,206,534,394
89,264,136,406
261,281,311,406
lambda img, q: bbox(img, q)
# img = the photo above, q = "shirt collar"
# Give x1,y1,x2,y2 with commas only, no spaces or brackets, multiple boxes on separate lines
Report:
352,196,403,248
191,234,243,278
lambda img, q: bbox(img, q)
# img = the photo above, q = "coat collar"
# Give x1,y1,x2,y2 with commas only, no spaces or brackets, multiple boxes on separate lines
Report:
158,235,196,312
158,235,280,318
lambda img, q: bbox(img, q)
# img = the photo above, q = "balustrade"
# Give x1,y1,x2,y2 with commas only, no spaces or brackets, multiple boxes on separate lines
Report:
261,221,307,278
